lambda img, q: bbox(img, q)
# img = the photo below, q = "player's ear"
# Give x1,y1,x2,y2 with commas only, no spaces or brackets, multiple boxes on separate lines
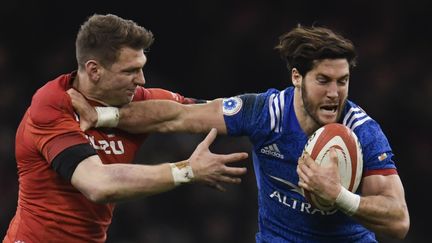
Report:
291,68,302,88
85,60,101,83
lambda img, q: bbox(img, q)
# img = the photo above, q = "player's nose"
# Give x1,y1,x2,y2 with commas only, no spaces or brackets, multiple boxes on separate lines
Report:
326,81,338,98
134,69,145,86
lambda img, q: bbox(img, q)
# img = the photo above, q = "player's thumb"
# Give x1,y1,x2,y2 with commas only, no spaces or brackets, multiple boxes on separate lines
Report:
329,147,339,167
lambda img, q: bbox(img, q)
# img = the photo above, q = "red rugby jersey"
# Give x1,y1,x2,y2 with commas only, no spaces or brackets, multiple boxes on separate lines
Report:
4,72,193,243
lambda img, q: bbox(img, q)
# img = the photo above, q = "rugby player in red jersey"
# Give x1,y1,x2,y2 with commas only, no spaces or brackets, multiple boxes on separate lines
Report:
3,14,247,243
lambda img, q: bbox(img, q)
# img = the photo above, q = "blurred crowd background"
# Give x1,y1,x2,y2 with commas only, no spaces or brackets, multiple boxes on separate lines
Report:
1,1,430,242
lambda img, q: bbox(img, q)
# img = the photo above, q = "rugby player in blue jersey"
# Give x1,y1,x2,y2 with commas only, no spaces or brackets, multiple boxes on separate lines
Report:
68,25,409,242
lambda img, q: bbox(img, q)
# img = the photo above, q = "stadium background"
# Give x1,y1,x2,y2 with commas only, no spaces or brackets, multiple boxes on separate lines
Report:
0,1,430,242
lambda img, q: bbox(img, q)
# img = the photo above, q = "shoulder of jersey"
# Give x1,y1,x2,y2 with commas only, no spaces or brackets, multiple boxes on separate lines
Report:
342,101,372,131
30,79,71,125
267,88,291,133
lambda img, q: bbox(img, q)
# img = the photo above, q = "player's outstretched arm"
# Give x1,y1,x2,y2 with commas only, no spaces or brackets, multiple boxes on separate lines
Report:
71,129,247,203
119,99,226,134
297,150,409,239
67,89,227,134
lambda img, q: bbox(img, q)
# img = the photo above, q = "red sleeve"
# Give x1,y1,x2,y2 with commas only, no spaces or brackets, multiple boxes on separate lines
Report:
29,83,90,165
133,87,198,104
363,168,398,177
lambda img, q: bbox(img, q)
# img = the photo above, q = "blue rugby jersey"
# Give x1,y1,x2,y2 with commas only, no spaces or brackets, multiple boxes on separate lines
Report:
222,87,397,242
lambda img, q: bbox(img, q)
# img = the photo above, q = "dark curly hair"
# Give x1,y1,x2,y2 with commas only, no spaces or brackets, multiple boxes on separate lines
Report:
275,25,357,77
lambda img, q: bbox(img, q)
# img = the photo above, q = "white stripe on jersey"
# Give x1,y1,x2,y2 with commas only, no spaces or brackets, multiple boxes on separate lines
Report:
346,112,368,128
269,94,276,131
351,117,371,130
274,95,281,132
278,90,285,132
269,91,286,133
343,107,371,130
267,174,303,195
342,107,361,125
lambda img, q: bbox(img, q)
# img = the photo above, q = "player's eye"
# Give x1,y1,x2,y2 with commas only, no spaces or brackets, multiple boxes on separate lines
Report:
338,78,349,85
124,69,140,75
317,78,328,84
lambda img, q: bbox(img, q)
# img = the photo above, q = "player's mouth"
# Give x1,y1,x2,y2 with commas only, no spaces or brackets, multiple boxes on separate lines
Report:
320,104,338,116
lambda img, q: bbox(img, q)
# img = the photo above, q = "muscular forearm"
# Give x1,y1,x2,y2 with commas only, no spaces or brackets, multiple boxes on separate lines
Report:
118,100,185,133
95,163,177,202
72,156,179,203
118,99,227,134
353,194,410,239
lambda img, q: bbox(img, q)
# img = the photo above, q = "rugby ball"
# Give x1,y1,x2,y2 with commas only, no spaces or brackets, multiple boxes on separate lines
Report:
302,123,363,211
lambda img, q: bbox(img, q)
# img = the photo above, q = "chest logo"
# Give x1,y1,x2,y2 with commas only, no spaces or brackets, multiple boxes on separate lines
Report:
260,143,284,159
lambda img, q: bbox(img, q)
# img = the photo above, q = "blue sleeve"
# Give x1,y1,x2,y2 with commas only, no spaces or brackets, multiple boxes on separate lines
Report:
354,120,396,172
222,93,268,140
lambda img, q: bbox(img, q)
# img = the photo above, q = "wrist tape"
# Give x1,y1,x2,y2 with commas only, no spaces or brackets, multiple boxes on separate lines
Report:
95,107,120,128
170,161,194,186
335,186,361,216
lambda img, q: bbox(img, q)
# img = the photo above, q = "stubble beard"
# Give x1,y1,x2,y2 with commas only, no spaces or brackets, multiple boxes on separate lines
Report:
301,83,346,127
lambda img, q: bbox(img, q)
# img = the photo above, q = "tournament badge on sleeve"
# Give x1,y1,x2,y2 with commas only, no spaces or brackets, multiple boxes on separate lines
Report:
222,97,243,116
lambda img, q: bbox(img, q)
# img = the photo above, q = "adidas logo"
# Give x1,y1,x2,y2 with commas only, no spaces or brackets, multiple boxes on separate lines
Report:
260,143,284,159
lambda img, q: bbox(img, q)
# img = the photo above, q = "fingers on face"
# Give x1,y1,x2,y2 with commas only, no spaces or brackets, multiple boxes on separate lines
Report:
67,91,78,102
66,88,75,96
66,89,83,100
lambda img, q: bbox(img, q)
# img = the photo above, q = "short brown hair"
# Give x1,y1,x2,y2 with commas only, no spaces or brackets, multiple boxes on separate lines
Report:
275,25,357,77
75,14,154,69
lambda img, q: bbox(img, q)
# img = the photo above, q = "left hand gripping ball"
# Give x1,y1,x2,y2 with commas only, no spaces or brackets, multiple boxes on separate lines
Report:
302,123,363,211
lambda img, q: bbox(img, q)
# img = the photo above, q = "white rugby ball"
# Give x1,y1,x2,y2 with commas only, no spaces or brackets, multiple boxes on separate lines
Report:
302,123,363,211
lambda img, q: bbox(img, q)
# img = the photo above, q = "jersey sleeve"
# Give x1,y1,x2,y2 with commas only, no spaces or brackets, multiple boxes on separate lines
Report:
354,119,397,176
223,90,277,144
133,87,204,104
28,88,93,166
